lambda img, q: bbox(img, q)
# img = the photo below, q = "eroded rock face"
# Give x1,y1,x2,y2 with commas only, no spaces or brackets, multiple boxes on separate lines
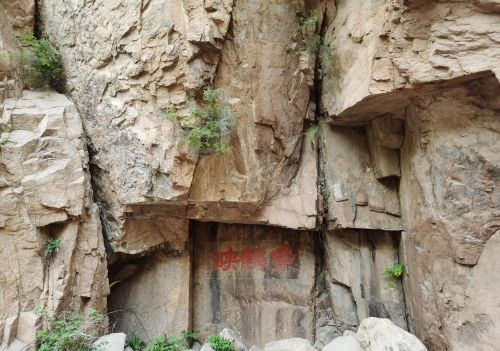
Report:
192,222,316,347
39,0,319,252
0,91,108,348
0,0,33,102
321,124,402,231
108,247,191,342
399,82,500,351
321,0,500,123
316,230,407,345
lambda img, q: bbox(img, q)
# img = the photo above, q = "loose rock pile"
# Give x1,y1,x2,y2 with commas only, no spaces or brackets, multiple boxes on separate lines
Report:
99,318,426,351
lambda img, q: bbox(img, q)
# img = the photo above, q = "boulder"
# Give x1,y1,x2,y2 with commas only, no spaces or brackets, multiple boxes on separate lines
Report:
220,328,248,351
94,333,127,351
264,338,315,351
355,318,427,351
200,343,215,351
322,336,363,351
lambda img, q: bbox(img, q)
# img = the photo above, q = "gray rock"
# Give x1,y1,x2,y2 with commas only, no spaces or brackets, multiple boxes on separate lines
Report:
264,338,315,351
322,336,363,351
94,333,127,351
355,318,427,351
220,328,247,351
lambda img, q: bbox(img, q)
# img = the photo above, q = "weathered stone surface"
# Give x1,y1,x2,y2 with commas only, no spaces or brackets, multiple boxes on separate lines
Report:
193,223,316,348
322,335,363,351
108,246,191,343
399,82,500,350
0,0,32,102
315,229,407,342
220,328,247,351
0,91,108,349
321,123,402,231
94,333,127,351
355,318,427,351
321,0,500,123
264,338,315,351
187,0,318,228
39,0,318,245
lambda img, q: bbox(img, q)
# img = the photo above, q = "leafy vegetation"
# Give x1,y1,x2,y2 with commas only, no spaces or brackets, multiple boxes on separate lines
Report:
209,335,234,351
17,31,63,89
35,309,107,351
145,331,199,351
165,88,236,154
298,11,321,53
320,185,331,202
305,124,320,139
44,239,63,257
384,262,405,279
128,334,146,351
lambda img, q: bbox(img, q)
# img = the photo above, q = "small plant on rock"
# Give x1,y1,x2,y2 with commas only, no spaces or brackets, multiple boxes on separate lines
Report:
165,88,236,155
36,309,107,351
17,31,64,89
146,331,199,351
305,123,320,140
209,335,234,351
44,238,63,257
128,333,146,351
297,11,321,53
384,262,405,279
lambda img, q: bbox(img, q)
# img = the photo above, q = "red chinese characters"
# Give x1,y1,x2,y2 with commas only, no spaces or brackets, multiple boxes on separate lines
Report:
270,243,298,272
212,243,300,272
240,247,266,271
213,247,239,271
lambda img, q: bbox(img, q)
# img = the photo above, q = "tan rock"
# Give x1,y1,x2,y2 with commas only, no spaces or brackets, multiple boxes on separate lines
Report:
319,230,407,334
0,91,108,349
321,0,500,124
39,0,319,246
192,223,316,347
108,249,191,342
399,82,500,350
321,123,402,231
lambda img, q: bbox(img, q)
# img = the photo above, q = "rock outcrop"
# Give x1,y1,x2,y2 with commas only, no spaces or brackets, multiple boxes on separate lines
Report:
0,91,108,349
0,0,499,350
399,81,500,350
355,318,427,351
38,0,319,256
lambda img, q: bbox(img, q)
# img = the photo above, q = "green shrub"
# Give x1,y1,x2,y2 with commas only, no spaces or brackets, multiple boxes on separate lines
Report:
36,309,107,351
17,31,63,89
384,262,405,279
209,335,234,351
298,11,321,53
165,88,236,155
44,239,63,257
305,124,320,140
146,331,199,351
128,334,146,351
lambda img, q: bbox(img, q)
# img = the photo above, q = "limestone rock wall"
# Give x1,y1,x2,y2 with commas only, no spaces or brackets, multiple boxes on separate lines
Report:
321,0,500,123
399,81,500,351
0,91,108,349
0,0,499,350
0,0,33,103
315,230,406,348
38,0,319,257
192,222,316,348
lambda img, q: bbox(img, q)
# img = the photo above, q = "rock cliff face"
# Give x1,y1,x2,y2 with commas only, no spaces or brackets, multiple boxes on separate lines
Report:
0,0,499,350
0,91,109,349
